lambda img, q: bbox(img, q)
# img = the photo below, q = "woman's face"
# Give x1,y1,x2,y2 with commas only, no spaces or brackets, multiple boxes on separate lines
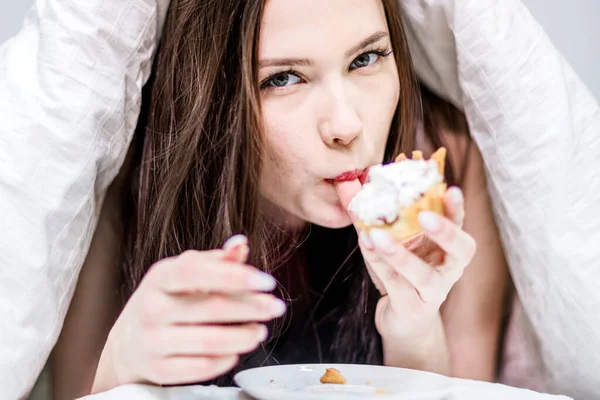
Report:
258,0,400,230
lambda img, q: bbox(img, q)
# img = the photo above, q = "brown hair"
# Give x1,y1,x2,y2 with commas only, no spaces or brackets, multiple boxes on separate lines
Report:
121,0,468,383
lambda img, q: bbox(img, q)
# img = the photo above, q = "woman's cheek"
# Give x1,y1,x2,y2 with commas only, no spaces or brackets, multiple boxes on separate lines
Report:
260,120,311,200
375,72,400,151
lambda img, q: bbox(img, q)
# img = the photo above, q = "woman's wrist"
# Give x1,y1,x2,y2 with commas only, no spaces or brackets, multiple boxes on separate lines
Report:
381,312,450,375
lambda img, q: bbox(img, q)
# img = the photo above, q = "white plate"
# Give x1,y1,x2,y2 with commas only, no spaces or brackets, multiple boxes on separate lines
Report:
234,364,454,400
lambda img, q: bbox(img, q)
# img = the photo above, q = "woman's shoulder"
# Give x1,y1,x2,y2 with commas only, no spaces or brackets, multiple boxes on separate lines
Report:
417,118,483,191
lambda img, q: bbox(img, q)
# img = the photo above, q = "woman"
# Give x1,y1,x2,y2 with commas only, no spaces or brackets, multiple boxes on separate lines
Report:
49,0,510,398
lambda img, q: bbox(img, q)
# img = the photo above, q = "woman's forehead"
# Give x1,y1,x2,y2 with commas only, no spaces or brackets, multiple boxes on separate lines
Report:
259,0,389,60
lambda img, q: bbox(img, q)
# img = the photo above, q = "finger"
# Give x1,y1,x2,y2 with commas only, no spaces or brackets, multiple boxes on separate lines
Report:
369,229,446,304
157,324,268,357
360,242,417,300
358,230,374,251
358,233,387,295
147,355,238,385
333,179,363,225
418,211,476,265
444,186,465,226
222,234,249,263
152,251,277,293
168,293,287,324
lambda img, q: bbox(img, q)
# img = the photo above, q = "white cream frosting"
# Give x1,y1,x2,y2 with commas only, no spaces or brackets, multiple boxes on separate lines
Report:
348,159,442,225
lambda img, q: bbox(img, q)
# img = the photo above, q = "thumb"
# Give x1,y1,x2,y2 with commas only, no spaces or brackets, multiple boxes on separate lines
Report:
334,179,362,225
222,234,249,263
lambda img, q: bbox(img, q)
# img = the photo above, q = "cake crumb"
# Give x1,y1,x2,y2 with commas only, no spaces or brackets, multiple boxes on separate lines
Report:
319,368,347,384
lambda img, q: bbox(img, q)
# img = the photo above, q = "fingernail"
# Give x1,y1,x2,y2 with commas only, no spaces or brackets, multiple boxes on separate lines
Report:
359,230,374,250
223,234,248,250
369,229,396,255
270,298,287,317
257,325,269,341
248,272,277,292
448,187,463,206
419,211,441,232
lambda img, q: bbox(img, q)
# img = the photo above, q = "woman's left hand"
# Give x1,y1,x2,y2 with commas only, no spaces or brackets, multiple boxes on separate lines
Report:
335,182,476,340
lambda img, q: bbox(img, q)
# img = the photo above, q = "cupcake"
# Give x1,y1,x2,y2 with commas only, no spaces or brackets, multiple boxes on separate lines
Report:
349,148,447,242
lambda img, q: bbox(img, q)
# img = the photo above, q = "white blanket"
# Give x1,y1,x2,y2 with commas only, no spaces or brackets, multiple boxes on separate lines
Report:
400,1,600,398
0,1,167,398
0,1,598,399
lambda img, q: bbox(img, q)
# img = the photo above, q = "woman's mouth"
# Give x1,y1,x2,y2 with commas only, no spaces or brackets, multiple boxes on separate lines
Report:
325,169,368,185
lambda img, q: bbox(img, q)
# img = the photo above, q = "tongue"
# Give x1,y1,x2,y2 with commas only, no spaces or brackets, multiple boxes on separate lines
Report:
333,179,362,225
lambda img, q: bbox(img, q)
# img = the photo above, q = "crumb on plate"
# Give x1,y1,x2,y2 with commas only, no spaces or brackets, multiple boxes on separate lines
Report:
319,368,347,384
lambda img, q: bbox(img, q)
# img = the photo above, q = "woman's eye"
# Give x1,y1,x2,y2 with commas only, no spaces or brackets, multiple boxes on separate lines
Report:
264,72,301,88
350,52,380,70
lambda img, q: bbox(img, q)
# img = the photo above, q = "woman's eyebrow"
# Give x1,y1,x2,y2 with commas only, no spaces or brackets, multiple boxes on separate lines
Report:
344,31,389,58
259,57,313,68
258,31,389,69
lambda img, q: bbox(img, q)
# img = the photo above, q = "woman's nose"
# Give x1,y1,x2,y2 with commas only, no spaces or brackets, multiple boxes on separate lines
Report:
318,88,363,147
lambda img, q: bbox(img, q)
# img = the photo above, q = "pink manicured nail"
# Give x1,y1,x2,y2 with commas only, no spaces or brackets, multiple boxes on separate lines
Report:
248,272,277,292
448,187,463,206
369,229,396,255
223,234,248,250
359,231,374,250
257,325,269,341
418,211,441,232
270,298,287,317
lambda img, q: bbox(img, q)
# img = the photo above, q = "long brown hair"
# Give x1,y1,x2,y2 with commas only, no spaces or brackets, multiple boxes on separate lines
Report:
121,0,468,383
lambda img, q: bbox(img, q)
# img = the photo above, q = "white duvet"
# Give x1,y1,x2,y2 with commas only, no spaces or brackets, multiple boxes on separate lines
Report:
401,1,600,397
0,0,598,399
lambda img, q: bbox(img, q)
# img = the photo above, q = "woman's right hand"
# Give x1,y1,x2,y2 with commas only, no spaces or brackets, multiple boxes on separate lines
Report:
92,235,286,393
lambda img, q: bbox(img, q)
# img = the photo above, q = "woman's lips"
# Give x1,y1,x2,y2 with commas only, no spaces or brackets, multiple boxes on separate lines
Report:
325,168,368,185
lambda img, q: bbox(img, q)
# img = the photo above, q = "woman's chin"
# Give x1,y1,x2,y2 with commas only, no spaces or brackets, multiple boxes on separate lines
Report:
310,203,354,229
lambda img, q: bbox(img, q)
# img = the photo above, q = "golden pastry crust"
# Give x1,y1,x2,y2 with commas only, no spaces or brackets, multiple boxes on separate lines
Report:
320,368,347,384
357,148,447,242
